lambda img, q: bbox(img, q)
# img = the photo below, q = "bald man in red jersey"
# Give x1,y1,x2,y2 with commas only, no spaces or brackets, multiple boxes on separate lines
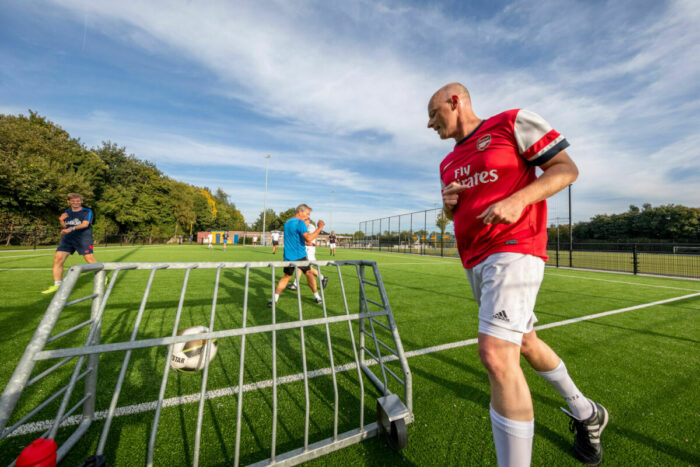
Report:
428,83,608,467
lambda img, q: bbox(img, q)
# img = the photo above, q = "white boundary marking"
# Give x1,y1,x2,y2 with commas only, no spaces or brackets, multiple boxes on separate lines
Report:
543,272,699,292
0,268,53,271
0,246,178,260
6,291,698,438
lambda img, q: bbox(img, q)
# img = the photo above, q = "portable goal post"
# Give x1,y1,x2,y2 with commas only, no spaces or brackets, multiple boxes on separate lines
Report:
0,260,413,466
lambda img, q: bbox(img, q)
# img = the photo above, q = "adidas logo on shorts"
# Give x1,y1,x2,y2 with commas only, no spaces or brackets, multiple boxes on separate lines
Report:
493,310,510,322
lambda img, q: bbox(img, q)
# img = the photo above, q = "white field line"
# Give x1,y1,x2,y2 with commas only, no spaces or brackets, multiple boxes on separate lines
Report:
6,291,698,438
0,245,184,260
350,250,459,263
544,271,699,292
0,244,201,254
369,261,452,266
0,268,53,271
352,251,700,288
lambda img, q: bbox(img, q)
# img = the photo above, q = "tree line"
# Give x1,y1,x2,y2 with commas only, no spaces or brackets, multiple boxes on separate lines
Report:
249,208,332,234
2,111,696,246
0,111,247,244
548,203,699,243
353,202,698,245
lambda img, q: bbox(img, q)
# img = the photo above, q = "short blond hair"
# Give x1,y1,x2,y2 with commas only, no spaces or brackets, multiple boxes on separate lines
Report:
296,203,312,213
66,193,83,200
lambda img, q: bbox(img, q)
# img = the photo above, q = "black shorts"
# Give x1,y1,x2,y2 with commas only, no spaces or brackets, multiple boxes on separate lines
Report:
57,232,94,256
272,240,279,246
284,257,311,276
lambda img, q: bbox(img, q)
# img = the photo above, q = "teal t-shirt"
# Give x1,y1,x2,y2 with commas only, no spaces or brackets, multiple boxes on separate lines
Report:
283,217,308,261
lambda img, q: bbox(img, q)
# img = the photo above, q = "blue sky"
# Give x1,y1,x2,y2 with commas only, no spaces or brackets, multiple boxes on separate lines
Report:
1,0,698,233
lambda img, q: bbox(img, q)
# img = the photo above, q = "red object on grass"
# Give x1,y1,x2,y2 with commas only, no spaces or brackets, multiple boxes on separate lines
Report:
16,438,57,467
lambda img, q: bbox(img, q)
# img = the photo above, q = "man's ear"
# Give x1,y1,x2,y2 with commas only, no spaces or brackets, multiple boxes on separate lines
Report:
450,95,459,109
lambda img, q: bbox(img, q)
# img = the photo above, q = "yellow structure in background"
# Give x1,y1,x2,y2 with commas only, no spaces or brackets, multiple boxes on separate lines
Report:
199,189,218,219
210,231,225,244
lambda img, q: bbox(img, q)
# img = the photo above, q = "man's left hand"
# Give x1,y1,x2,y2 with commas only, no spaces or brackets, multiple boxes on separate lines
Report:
477,196,526,225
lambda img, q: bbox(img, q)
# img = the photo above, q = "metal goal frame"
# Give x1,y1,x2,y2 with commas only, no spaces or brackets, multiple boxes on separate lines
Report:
0,260,412,466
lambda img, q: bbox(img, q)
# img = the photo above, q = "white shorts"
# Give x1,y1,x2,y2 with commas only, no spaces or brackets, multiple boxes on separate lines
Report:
305,246,317,261
465,252,544,345
330,243,337,248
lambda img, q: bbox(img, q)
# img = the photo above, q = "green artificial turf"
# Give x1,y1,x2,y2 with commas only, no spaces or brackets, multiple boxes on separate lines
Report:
0,245,698,465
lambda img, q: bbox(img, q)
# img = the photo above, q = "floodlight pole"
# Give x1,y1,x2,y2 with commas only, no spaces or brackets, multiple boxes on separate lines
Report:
330,190,335,232
262,153,271,247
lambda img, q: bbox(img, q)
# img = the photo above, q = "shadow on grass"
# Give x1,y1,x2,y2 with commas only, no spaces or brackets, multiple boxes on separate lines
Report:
607,424,700,465
2,246,147,341
574,316,699,345
399,333,584,459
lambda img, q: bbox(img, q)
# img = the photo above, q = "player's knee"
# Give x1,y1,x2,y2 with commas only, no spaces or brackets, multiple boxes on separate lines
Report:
479,337,521,379
478,345,508,377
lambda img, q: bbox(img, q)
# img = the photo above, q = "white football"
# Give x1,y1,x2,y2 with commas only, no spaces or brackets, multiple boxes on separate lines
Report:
169,326,218,372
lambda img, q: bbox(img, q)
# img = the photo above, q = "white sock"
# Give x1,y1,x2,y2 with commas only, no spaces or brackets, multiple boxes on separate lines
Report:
54,280,62,286
274,294,279,302
314,292,321,300
536,360,593,420
490,405,534,467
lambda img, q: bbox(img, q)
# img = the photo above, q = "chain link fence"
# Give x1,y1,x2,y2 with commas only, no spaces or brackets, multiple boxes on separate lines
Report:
353,209,700,279
0,229,188,249
355,208,457,257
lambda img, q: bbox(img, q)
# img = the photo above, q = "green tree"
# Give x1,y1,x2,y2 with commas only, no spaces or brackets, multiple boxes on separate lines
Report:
170,181,197,235
252,209,277,232
0,111,105,222
278,208,297,227
436,210,451,236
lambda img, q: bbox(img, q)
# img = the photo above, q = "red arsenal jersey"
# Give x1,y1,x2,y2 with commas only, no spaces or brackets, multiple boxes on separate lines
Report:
440,109,569,268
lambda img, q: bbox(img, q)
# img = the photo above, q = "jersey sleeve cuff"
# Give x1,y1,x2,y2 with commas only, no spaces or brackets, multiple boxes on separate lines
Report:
528,138,570,166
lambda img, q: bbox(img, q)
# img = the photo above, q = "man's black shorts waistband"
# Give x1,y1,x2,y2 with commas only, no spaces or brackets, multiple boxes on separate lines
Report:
283,257,312,276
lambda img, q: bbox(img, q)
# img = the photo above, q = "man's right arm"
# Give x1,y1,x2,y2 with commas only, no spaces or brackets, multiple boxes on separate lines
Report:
59,212,68,228
302,220,325,242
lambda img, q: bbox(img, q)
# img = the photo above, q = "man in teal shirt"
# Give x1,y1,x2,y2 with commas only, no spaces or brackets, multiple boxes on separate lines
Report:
268,204,325,306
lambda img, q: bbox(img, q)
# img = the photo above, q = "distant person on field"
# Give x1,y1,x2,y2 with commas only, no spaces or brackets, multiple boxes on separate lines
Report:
429,82,607,466
271,229,281,254
268,204,325,306
253,236,258,246
223,232,229,251
328,231,337,256
41,193,97,294
207,233,213,249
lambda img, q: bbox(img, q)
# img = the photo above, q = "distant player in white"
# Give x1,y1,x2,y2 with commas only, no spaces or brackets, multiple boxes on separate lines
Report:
271,229,281,254
253,236,258,246
207,233,213,249
328,231,337,256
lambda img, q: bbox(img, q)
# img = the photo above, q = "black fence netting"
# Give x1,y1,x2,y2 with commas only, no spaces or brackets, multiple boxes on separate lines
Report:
0,229,188,249
2,228,698,279
346,239,700,279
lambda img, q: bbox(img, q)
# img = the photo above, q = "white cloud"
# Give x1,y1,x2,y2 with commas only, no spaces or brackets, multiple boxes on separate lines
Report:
25,0,700,229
